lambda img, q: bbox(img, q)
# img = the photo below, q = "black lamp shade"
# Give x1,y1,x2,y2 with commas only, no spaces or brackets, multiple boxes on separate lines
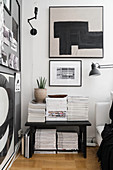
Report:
89,63,101,76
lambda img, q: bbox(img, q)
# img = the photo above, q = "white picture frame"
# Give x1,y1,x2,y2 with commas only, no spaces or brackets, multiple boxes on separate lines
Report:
49,60,82,87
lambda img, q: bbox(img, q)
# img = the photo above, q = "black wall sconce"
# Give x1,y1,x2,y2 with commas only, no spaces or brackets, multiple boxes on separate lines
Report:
89,63,113,76
28,7,38,36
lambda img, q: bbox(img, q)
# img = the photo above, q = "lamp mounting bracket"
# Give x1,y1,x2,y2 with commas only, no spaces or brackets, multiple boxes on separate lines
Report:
27,7,38,35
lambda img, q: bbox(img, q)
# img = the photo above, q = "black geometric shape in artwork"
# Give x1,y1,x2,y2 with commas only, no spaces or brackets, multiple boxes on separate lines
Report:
54,22,103,55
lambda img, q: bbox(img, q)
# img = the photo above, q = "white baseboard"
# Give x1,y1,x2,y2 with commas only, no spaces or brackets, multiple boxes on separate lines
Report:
6,140,21,170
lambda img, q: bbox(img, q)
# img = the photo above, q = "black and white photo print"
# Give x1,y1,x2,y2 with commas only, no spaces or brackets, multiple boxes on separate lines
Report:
3,25,10,46
0,51,8,67
57,68,75,79
12,17,18,42
49,60,82,86
15,72,20,92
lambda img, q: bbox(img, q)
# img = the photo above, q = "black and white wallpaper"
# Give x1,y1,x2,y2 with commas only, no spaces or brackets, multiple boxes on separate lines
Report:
0,72,14,168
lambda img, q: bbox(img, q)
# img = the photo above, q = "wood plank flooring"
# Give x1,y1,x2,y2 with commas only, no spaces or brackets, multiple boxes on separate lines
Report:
10,147,100,170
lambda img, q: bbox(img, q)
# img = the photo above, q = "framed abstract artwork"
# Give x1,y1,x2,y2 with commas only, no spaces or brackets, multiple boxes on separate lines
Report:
49,60,82,87
49,6,103,58
1,0,21,71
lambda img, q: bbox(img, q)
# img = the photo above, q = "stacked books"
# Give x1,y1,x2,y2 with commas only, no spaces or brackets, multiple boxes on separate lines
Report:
27,102,46,122
46,97,67,121
35,129,56,151
67,96,89,121
57,132,78,150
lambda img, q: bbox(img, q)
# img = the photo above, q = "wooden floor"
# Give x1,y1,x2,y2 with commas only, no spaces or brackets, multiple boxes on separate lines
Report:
10,147,100,170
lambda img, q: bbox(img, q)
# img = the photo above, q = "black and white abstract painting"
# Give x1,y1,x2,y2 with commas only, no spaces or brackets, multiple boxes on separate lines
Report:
49,6,103,58
0,72,14,169
49,60,82,86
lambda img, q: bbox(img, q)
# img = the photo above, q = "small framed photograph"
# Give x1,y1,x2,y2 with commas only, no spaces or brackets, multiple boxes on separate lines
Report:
8,53,19,70
3,25,10,46
15,72,21,92
12,17,18,42
8,53,15,69
0,51,8,67
49,60,82,87
4,0,11,15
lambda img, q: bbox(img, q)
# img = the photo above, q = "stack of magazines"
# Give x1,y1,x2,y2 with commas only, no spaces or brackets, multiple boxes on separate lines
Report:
67,96,89,121
35,129,56,152
27,102,46,122
46,97,67,121
57,132,78,150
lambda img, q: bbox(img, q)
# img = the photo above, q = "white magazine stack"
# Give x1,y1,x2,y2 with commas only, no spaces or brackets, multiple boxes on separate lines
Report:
35,129,56,152
57,132,78,151
46,97,67,121
27,102,46,122
67,96,89,121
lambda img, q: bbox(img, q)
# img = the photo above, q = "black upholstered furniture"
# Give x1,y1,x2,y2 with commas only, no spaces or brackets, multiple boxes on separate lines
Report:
97,102,113,170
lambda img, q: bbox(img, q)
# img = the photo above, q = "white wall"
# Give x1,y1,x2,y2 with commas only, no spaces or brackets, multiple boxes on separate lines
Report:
21,0,113,139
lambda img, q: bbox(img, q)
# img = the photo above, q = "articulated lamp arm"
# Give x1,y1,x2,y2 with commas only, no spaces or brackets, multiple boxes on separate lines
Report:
27,7,38,36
